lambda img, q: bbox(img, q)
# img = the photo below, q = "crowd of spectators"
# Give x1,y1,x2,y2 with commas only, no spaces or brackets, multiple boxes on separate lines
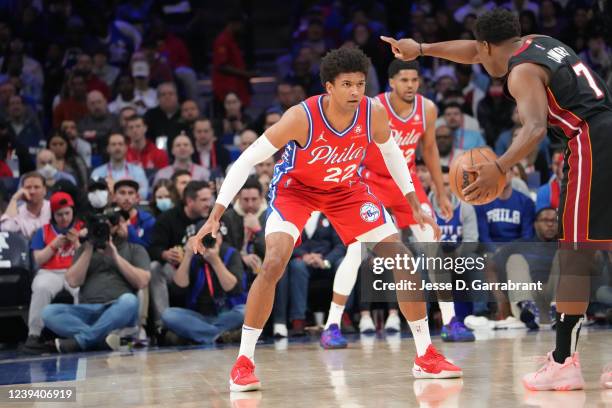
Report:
0,0,610,353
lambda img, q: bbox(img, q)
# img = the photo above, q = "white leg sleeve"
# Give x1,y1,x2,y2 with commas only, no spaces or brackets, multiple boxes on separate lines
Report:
265,210,301,244
332,242,362,296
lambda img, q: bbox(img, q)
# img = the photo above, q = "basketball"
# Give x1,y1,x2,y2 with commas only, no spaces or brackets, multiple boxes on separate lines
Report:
449,147,506,205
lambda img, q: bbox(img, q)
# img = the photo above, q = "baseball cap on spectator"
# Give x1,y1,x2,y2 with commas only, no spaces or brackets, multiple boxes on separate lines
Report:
50,191,74,213
114,179,139,193
132,61,150,78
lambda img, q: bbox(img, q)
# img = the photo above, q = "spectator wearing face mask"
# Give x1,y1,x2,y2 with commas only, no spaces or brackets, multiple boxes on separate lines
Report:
86,179,111,212
113,179,155,248
24,192,85,354
150,179,176,217
35,149,77,191
1,172,50,239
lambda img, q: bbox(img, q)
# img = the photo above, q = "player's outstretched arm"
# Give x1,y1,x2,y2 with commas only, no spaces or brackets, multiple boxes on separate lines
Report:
371,100,440,240
463,63,548,203
380,36,481,64
190,105,308,254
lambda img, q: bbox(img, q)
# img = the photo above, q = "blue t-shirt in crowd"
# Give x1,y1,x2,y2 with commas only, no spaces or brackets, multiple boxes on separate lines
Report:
475,189,535,246
453,128,486,150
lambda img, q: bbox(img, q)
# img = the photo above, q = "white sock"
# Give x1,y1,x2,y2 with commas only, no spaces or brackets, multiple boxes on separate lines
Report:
238,325,262,362
408,317,431,357
439,302,455,326
325,301,345,329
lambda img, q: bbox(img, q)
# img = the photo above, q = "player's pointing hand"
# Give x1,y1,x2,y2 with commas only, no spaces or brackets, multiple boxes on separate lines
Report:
380,37,421,61
190,217,220,256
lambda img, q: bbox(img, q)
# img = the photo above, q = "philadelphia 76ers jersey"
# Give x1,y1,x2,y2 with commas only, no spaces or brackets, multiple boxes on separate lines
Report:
270,94,372,191
361,92,427,176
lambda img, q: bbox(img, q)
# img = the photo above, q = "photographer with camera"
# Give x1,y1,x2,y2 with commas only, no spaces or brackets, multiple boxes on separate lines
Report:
148,180,212,336
113,179,155,248
24,192,85,353
41,209,150,353
161,232,245,345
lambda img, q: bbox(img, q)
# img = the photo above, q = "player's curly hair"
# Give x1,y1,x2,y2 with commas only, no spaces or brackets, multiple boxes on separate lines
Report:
319,47,371,86
474,8,521,45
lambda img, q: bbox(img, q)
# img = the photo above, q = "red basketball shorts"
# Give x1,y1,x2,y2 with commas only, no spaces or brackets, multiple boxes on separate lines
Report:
269,177,390,245
361,168,432,229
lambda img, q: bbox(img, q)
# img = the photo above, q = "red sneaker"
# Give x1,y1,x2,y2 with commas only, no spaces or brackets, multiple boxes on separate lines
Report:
229,355,261,392
413,344,463,379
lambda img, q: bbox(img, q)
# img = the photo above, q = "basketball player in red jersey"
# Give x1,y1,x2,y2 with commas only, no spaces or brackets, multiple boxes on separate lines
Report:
320,60,474,349
191,48,463,392
383,8,612,391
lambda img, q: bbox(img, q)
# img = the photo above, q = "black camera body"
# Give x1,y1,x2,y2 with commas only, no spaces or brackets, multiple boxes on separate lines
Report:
83,208,130,249
202,233,216,249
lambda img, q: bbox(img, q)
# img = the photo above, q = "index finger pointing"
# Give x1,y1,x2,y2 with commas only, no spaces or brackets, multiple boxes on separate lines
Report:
380,36,397,45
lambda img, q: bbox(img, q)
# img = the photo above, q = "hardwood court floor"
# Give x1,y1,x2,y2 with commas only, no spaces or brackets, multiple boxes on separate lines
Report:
0,327,611,407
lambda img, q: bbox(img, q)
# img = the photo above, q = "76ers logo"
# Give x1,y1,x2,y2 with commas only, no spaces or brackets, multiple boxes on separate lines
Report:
360,202,380,222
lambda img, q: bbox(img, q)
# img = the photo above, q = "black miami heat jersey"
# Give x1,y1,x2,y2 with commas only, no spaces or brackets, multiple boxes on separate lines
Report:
507,35,612,244
508,36,612,131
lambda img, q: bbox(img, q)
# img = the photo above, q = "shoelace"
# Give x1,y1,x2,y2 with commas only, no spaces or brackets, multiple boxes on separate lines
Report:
533,355,552,376
427,347,446,361
235,360,254,377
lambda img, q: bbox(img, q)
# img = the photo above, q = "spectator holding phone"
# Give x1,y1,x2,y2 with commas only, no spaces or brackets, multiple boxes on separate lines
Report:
24,192,85,353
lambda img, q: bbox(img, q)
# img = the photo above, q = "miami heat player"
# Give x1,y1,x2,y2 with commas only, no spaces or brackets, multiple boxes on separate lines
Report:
383,7,612,392
320,60,473,349
192,48,462,392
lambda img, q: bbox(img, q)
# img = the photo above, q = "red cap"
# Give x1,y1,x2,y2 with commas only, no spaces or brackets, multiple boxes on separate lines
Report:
50,192,75,213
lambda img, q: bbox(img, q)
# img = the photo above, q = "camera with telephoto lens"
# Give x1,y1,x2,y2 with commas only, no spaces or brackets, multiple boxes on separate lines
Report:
83,207,130,249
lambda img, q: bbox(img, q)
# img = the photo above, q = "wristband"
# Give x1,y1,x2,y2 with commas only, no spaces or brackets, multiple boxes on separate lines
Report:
494,160,505,174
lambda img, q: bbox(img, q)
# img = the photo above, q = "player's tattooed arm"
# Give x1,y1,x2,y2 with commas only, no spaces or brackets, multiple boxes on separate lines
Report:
381,37,481,64
497,63,549,173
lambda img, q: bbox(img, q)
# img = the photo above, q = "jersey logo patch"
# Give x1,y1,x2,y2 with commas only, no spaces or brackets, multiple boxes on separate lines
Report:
360,202,381,223
316,132,327,143
355,124,362,134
